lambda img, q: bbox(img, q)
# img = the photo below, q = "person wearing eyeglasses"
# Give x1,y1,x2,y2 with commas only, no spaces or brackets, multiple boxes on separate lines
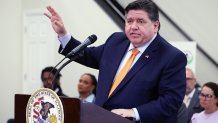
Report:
190,82,218,123
182,68,204,123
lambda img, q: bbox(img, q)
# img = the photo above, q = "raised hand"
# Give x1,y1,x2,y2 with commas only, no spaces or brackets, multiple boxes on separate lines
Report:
44,6,67,37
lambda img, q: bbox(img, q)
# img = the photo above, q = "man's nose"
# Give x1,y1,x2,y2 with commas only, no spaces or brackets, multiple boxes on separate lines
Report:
131,22,139,29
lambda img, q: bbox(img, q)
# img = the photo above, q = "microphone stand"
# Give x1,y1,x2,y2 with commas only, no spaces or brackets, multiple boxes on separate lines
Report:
51,51,84,91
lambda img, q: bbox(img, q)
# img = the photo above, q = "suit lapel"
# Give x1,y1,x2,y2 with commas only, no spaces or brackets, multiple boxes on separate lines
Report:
188,89,200,110
100,39,130,102
108,35,160,98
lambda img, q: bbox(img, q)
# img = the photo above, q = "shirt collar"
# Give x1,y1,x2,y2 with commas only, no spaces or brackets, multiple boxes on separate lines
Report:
187,88,196,98
128,33,157,53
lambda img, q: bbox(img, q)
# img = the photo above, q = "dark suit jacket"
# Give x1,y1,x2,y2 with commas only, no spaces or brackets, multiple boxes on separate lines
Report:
55,85,68,97
186,88,204,123
59,32,187,123
177,102,188,123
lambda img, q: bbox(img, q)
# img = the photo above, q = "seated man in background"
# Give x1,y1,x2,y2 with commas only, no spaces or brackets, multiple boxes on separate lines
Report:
41,66,67,97
184,68,203,123
177,102,188,123
77,73,97,103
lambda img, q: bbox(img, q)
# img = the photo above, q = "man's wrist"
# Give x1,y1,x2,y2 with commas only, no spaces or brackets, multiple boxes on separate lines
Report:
132,108,140,121
58,32,67,38
58,33,71,49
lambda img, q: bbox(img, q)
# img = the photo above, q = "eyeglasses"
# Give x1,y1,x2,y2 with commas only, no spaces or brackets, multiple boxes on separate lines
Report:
199,92,214,101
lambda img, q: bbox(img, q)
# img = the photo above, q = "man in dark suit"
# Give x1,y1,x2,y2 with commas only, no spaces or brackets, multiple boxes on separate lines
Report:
45,0,187,122
177,102,188,123
184,68,204,123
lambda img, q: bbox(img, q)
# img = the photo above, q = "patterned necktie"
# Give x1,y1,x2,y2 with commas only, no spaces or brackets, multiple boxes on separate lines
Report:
108,48,140,97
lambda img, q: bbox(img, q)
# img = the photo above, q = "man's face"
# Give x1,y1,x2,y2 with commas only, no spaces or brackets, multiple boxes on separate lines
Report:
125,10,159,47
77,74,94,95
42,71,54,88
186,69,197,95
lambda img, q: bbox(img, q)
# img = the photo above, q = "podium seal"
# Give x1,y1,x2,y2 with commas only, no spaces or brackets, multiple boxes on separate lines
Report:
26,88,64,123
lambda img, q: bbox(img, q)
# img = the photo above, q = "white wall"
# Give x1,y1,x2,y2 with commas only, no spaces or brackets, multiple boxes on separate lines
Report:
0,0,22,122
155,0,218,85
159,14,218,85
156,0,218,63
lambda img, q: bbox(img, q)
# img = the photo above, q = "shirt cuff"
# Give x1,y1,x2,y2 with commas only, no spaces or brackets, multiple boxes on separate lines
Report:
58,33,71,49
133,108,140,121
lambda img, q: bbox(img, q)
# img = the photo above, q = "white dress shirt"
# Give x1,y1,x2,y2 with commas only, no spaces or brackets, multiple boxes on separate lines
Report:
80,93,95,103
184,88,196,107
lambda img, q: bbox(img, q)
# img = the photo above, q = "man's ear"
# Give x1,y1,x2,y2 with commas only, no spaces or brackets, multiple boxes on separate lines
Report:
154,20,160,32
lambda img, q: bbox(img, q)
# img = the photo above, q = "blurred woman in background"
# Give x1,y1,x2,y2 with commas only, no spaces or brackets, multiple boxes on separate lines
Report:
77,73,97,103
191,82,218,123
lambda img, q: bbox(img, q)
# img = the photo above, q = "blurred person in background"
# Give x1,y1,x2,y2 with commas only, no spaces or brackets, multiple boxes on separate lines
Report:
41,66,67,97
77,73,97,103
183,68,203,123
191,82,218,123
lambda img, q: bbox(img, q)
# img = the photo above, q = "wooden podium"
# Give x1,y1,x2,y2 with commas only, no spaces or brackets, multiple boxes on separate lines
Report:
15,94,134,123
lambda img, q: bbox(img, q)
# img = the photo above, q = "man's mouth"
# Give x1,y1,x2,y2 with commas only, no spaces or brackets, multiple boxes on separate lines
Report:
130,32,140,37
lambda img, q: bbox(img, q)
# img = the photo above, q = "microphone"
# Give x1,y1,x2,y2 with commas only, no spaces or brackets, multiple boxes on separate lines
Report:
49,35,97,90
66,34,97,57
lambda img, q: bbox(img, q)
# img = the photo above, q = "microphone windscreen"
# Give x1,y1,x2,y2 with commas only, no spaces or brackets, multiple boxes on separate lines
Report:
89,34,97,43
